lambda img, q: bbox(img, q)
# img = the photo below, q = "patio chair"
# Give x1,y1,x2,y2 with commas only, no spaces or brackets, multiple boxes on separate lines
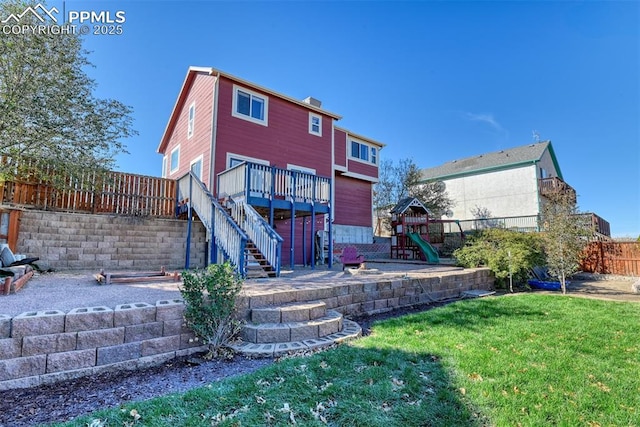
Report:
340,246,365,271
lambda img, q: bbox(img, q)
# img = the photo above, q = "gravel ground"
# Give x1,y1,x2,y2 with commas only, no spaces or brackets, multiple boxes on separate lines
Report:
1,263,463,317
1,271,184,317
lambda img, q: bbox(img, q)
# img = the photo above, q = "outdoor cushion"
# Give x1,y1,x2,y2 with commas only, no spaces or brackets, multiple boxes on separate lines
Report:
0,245,16,267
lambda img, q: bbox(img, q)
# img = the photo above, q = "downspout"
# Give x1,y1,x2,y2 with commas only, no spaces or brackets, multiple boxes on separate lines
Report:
330,119,336,267
534,160,541,231
209,71,221,193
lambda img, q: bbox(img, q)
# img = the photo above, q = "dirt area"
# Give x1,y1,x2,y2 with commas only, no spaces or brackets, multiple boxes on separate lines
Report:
0,271,637,427
531,274,640,302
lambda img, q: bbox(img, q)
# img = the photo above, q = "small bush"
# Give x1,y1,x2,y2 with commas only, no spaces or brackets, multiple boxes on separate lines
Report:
454,229,546,290
180,262,244,359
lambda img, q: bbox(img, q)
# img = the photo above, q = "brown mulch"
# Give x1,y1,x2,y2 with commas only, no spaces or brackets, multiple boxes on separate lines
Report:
0,355,272,427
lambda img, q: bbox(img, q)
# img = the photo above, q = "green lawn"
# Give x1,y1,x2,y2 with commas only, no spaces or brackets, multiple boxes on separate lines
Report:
53,295,640,426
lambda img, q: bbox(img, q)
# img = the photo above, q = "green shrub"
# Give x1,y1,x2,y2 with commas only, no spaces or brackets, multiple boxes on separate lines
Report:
180,262,244,359
454,229,545,290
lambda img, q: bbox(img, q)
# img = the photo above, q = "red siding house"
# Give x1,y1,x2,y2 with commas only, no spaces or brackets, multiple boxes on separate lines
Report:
158,67,384,274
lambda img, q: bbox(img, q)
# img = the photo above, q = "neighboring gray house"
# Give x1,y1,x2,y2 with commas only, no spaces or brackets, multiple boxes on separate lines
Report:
419,141,609,237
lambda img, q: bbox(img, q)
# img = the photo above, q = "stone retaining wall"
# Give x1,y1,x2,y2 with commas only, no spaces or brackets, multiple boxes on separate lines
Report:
16,210,207,270
0,268,493,390
0,300,207,391
237,268,494,320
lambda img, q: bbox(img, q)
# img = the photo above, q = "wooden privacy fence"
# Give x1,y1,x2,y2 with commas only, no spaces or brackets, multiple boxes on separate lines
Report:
0,170,177,218
581,241,640,276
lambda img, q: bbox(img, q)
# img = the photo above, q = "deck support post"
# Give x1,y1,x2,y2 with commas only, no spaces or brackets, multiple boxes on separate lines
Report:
185,174,193,270
310,179,316,270
327,179,333,270
290,173,296,270
209,202,217,265
302,216,307,267
269,169,275,227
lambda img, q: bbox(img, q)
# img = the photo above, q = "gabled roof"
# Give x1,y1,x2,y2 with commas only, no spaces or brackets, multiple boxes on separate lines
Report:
157,66,343,153
390,197,430,215
420,141,563,181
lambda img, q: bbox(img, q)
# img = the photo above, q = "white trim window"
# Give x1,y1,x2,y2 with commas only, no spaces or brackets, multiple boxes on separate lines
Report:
190,155,203,181
350,139,378,165
309,113,322,136
287,164,316,175
187,102,195,139
162,155,168,178
226,153,270,169
170,146,180,175
232,85,268,126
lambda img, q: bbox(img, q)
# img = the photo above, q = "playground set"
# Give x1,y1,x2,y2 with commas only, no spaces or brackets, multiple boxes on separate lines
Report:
390,197,464,263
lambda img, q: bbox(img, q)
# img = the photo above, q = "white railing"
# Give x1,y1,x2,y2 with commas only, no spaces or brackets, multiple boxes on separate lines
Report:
218,161,330,204
177,172,248,276
217,162,246,200
229,198,282,276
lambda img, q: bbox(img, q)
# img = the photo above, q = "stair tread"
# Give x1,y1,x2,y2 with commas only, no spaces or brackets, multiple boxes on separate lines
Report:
229,319,362,357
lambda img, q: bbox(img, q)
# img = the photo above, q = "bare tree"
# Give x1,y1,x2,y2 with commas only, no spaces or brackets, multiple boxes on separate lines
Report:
471,205,500,230
540,190,591,294
373,158,453,234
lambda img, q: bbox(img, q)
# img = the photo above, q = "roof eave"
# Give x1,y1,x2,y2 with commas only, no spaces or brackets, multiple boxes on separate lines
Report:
335,126,386,148
420,160,539,182
212,67,342,120
157,67,214,153
545,140,563,180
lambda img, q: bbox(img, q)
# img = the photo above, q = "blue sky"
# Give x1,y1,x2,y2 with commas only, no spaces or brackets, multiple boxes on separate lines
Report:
43,1,640,237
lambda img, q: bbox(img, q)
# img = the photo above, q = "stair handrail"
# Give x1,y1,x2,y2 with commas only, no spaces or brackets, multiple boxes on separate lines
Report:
176,171,248,276
228,197,283,277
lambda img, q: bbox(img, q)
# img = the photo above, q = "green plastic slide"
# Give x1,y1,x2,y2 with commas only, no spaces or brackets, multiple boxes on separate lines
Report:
407,232,440,264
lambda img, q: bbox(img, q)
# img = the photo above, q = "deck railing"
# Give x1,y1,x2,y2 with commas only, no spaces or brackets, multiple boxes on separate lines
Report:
457,215,540,233
1,167,176,217
457,212,610,239
217,161,331,204
539,177,576,202
228,197,282,276
177,172,247,276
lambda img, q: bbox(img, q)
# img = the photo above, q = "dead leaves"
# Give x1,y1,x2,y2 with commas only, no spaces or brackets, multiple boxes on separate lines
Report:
211,405,249,426
310,400,336,424
278,402,297,424
587,374,611,393
129,409,141,421
468,372,483,382
391,377,405,390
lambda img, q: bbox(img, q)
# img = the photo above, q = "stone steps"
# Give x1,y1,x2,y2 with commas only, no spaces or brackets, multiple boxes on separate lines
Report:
229,301,361,357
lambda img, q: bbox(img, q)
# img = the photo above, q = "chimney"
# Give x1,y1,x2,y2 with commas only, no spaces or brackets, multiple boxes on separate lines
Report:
303,96,322,108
